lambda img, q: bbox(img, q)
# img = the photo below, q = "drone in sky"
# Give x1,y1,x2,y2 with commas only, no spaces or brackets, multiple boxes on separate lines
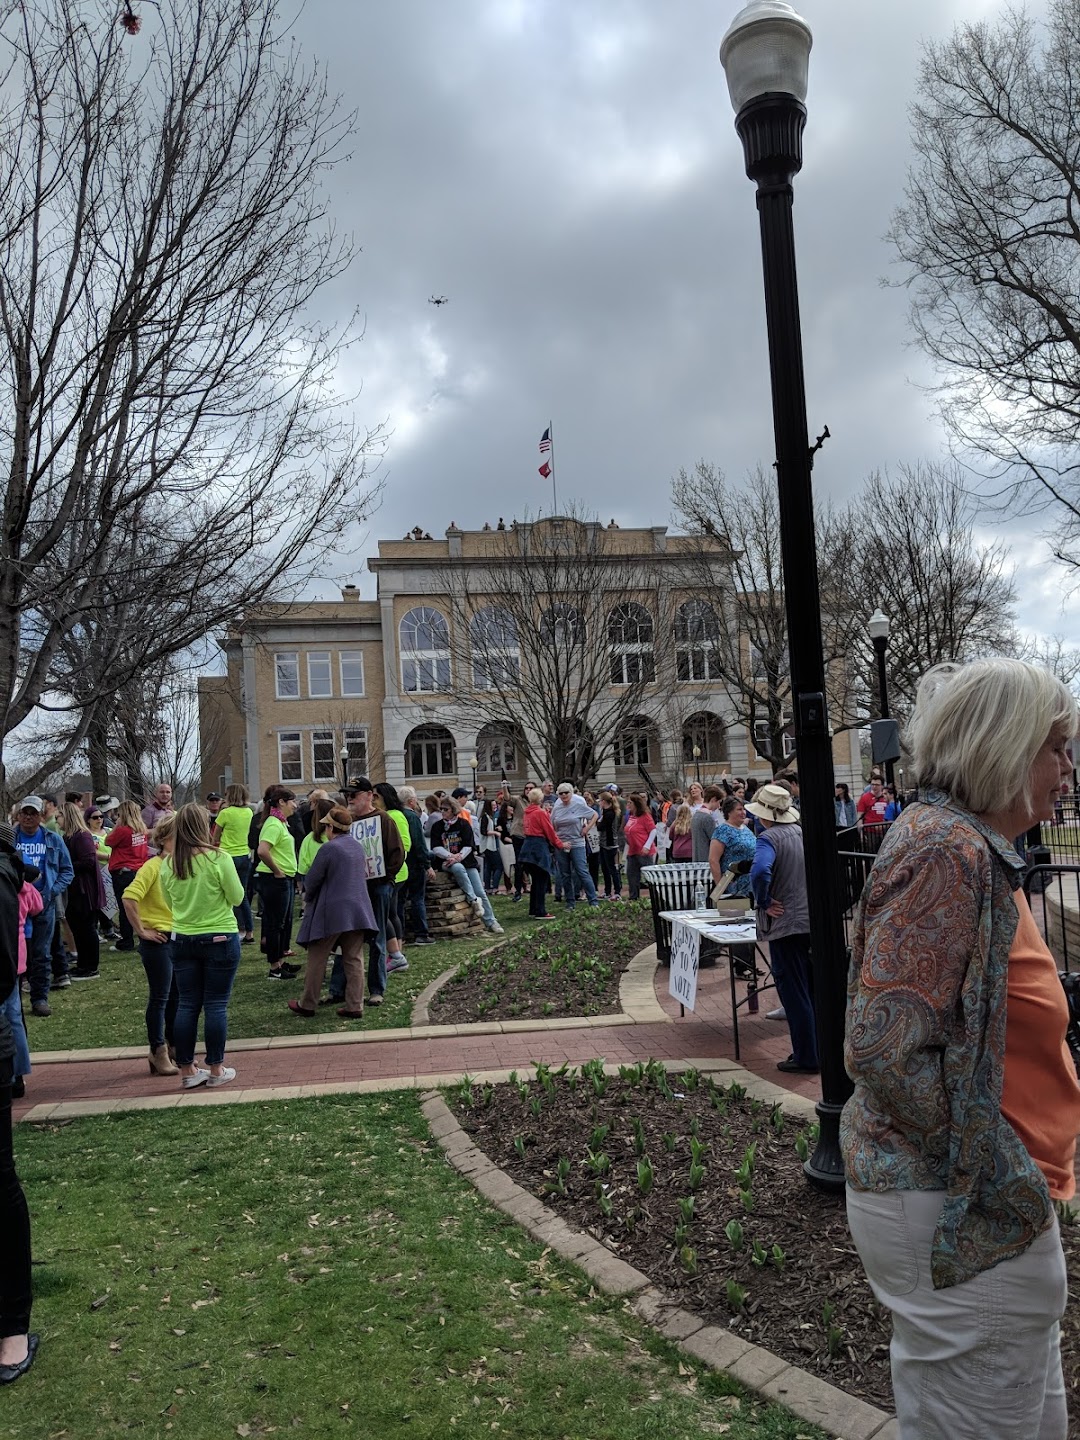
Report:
428,295,449,306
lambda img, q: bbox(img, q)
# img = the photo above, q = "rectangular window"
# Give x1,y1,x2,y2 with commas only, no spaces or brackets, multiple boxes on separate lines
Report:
307,651,332,698
611,651,656,685
343,727,368,777
312,730,337,782
275,652,299,699
473,654,520,691
277,730,303,782
339,652,365,697
753,718,795,760
402,657,451,695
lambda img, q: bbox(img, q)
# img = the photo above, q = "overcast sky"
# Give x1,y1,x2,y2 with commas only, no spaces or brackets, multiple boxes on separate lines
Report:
292,0,1073,648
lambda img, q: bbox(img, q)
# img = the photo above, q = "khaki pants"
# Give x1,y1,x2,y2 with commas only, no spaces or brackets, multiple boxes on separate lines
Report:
846,1186,1067,1440
300,932,366,1014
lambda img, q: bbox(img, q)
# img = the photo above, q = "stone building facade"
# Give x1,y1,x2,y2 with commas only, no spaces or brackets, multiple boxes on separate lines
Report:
198,518,862,797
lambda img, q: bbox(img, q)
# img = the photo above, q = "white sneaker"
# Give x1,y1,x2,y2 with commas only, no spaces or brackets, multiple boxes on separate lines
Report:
181,1069,210,1090
206,1067,236,1088
471,897,485,916
486,920,504,934
766,1007,787,1021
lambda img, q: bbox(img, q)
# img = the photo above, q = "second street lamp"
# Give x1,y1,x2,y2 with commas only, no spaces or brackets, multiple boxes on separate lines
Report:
692,743,702,784
867,608,895,789
339,744,350,791
720,0,852,1190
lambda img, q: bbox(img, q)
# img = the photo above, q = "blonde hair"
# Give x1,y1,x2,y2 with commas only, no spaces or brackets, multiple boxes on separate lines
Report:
57,802,88,837
906,659,1078,816
671,803,694,836
152,814,177,850
526,788,544,805
224,783,248,807
116,800,147,834
168,803,214,881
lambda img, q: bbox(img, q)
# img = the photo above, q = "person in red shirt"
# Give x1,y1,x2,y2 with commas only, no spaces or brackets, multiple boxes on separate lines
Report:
623,793,657,900
104,801,149,951
856,778,890,832
519,790,562,918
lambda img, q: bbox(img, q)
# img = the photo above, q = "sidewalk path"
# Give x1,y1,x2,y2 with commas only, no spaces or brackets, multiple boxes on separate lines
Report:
14,948,821,1119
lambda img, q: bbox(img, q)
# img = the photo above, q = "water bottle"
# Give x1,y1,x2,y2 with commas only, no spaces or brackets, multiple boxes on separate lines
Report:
694,878,707,913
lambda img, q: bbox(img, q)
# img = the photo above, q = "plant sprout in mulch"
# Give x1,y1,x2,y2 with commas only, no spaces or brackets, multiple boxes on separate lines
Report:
449,1062,1080,1431
429,902,655,1024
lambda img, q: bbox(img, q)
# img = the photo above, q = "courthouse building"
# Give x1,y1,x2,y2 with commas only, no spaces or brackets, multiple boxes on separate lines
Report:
198,517,861,796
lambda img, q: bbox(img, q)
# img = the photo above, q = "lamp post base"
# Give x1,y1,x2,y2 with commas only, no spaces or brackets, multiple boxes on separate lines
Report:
802,1097,846,1192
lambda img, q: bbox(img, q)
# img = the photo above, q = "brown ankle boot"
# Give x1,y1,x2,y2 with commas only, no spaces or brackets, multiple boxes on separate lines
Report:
149,1045,179,1076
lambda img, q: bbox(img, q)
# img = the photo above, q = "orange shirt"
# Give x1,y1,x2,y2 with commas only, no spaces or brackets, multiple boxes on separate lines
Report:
1000,890,1080,1201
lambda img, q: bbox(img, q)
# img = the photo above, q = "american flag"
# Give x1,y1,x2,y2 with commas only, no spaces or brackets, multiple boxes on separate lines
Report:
539,427,551,454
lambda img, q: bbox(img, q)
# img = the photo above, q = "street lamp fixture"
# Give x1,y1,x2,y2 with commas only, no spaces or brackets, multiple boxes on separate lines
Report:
469,753,479,795
867,608,895,789
339,744,350,791
721,0,851,1191
692,743,702,784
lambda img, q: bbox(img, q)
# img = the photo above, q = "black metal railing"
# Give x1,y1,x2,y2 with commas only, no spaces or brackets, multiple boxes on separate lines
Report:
836,822,891,948
1024,860,1080,976
1038,794,1080,865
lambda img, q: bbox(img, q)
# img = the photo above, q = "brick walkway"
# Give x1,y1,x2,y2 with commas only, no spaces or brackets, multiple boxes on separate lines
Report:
14,949,821,1119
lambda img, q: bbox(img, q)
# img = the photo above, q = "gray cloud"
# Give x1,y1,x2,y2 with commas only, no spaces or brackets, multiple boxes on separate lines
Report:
294,0,1072,642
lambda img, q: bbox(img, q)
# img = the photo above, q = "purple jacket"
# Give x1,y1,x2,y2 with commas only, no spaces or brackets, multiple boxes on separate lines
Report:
296,835,376,946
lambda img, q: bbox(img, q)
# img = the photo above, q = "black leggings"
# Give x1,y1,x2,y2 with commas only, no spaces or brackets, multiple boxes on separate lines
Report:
256,874,294,967
67,890,101,974
525,863,550,917
0,1067,31,1338
599,848,621,896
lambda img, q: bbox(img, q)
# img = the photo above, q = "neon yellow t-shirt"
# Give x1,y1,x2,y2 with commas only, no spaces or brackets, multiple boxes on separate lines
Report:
122,856,172,933
297,832,325,876
255,814,297,877
215,805,252,858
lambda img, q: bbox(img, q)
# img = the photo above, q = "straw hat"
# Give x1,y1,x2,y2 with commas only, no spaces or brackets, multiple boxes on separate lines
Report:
745,783,800,825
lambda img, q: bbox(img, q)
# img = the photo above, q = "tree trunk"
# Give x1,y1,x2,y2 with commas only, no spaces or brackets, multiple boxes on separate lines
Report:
87,704,110,797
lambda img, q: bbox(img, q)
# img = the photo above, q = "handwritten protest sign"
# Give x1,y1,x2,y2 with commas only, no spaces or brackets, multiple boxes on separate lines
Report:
668,919,700,1012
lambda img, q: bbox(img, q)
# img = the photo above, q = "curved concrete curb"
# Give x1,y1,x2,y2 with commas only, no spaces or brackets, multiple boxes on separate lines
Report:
421,1061,896,1440
414,940,667,1029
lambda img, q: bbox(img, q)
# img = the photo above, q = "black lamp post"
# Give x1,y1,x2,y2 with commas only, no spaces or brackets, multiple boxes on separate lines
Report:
692,743,702,785
867,608,895,789
339,744,350,791
720,0,851,1190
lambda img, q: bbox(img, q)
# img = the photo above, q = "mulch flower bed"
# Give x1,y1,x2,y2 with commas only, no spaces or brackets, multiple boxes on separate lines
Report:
428,902,656,1024
449,1063,1080,1432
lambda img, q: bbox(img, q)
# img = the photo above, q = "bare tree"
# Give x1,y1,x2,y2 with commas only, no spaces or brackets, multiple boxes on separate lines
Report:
431,510,718,787
888,1,1080,569
672,464,864,772
0,0,383,794
852,464,1018,716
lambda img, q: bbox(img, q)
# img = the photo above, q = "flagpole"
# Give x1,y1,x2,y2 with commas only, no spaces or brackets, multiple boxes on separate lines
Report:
548,419,557,513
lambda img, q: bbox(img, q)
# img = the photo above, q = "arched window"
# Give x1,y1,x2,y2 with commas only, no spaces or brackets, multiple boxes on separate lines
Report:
613,714,657,768
539,603,586,650
475,722,521,775
674,600,722,682
399,606,451,694
470,606,520,690
682,710,727,764
608,603,656,685
404,724,456,778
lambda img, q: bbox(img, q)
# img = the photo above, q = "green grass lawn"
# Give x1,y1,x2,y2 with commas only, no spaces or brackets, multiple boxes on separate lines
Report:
4,1094,826,1440
35,896,538,1051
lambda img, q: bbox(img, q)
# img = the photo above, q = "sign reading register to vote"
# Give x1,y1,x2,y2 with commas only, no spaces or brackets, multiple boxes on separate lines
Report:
668,919,700,1012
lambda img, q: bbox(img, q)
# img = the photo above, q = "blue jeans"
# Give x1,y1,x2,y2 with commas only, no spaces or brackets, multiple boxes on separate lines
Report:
556,846,599,908
405,872,429,940
28,902,56,1006
445,864,495,926
1,989,30,1078
230,855,254,934
768,933,817,1069
367,880,392,997
171,933,241,1066
138,937,178,1051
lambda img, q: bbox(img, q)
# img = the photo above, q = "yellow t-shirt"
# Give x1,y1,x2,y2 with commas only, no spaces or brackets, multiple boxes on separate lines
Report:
215,805,252,857
255,814,298,877
122,856,172,933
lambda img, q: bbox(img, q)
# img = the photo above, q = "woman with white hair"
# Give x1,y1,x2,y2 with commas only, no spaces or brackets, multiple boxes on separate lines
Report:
842,658,1080,1440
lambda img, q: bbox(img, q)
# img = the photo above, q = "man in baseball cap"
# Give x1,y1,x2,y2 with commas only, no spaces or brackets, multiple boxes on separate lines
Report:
13,798,73,1016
